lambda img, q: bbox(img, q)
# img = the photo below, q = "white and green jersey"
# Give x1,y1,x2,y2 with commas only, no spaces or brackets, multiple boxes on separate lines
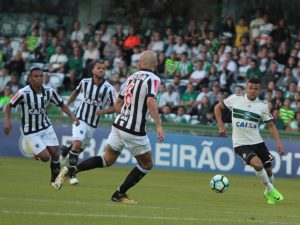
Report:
222,94,273,147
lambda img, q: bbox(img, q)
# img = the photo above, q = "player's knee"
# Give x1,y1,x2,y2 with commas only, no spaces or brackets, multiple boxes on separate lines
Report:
39,156,50,162
249,157,263,170
140,161,153,170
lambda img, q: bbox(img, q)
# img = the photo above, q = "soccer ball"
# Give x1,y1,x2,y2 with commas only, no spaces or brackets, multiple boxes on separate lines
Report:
210,174,229,193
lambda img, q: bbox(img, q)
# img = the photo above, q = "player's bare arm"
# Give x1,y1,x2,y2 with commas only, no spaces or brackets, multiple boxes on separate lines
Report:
267,121,285,155
147,96,164,142
214,101,226,136
114,97,124,114
60,103,80,125
66,90,79,106
96,105,115,115
3,103,12,135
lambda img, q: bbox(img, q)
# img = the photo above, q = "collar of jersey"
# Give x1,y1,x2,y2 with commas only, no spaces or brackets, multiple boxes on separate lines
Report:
140,68,155,73
244,94,258,102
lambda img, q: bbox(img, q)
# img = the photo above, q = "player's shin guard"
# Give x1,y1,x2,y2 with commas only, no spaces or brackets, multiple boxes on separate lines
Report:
76,156,107,173
118,164,150,194
50,159,61,182
69,150,79,167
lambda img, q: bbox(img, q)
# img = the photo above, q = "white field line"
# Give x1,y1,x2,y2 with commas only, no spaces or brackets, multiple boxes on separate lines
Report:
1,210,300,225
0,196,299,220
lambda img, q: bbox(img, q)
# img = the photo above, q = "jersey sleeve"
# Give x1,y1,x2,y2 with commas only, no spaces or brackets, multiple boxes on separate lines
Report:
50,88,64,106
75,80,83,93
222,94,238,110
118,81,128,99
261,104,273,123
106,86,115,107
10,89,24,107
147,77,160,98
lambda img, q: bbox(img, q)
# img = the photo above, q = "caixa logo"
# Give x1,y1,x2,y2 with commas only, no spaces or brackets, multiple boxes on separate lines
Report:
236,121,257,128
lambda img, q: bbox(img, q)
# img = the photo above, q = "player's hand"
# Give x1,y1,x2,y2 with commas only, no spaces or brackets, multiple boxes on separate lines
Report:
157,125,164,143
96,109,104,115
72,118,80,126
218,125,227,136
3,122,11,135
277,143,285,156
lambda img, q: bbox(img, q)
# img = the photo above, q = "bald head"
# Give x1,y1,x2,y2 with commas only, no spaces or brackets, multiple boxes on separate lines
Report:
139,50,158,71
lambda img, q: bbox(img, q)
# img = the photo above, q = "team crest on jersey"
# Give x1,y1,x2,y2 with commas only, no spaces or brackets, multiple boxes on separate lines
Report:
243,112,251,120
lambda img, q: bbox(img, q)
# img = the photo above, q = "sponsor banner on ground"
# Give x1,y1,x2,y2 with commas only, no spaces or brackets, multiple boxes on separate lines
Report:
1,122,300,177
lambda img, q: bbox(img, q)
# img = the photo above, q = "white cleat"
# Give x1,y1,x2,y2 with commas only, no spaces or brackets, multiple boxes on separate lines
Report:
53,167,69,190
69,177,79,185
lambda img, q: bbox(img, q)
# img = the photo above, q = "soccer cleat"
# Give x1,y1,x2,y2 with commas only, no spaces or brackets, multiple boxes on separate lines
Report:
264,191,275,205
69,176,79,185
269,188,284,201
53,167,69,190
111,191,138,204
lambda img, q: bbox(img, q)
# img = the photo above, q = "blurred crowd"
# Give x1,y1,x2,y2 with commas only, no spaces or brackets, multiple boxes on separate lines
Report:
0,8,300,131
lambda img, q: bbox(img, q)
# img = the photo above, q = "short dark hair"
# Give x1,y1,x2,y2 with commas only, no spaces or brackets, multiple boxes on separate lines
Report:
93,59,104,67
248,77,261,85
29,66,42,75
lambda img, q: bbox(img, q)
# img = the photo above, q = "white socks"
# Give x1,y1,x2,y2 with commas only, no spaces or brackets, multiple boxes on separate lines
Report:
255,169,274,192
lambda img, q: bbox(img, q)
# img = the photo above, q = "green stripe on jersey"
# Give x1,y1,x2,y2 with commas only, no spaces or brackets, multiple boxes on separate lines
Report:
233,108,260,119
232,113,260,123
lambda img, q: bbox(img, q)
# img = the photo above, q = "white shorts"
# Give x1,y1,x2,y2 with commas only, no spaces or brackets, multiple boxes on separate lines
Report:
72,120,96,149
24,126,59,155
107,126,151,156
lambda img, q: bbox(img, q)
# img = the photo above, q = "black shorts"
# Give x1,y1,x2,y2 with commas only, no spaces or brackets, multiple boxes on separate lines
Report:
234,142,274,168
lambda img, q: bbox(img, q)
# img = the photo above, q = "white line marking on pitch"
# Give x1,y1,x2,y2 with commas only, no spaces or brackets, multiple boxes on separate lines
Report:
1,210,299,225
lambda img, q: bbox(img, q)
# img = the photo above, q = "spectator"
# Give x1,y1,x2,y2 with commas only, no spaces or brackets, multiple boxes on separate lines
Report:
171,75,186,95
276,67,297,91
83,41,100,64
286,111,300,131
246,59,262,80
71,20,84,43
113,24,126,47
173,35,188,56
158,84,180,112
222,16,236,46
279,98,295,126
103,36,119,61
67,46,83,90
0,36,13,64
180,83,197,115
148,31,164,53
197,95,212,123
235,16,249,47
189,60,207,87
258,13,274,46
48,46,68,73
27,26,40,52
34,35,49,63
0,85,12,111
46,37,59,62
163,51,179,78
275,41,289,65
271,108,286,130
176,52,193,79
8,51,25,77
7,73,22,94
173,106,190,124
95,32,106,59
262,62,281,88
57,28,70,50
0,65,11,95
249,8,264,43
272,18,291,46
83,23,95,45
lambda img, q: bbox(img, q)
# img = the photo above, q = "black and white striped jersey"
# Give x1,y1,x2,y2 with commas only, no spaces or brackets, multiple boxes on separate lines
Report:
113,69,161,136
10,85,63,135
75,78,115,128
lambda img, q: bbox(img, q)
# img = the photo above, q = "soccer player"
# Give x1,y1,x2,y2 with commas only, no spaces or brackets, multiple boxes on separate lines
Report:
3,67,79,185
60,60,115,185
54,50,164,204
214,77,285,205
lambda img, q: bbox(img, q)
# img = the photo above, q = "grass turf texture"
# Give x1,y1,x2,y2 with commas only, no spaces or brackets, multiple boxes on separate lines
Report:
0,156,299,225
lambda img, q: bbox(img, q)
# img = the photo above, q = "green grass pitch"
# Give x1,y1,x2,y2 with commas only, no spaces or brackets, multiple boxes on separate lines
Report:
0,156,299,225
